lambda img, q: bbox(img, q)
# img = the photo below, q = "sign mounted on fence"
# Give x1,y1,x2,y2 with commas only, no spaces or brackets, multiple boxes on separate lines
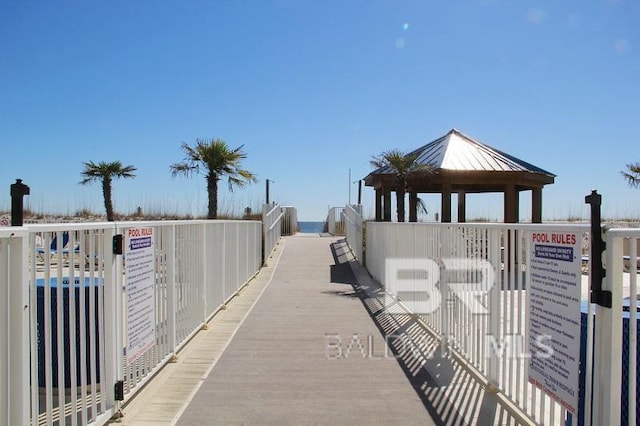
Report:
125,227,156,364
528,230,582,414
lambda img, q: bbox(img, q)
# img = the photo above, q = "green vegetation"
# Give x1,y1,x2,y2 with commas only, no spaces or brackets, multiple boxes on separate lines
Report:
170,138,257,219
621,162,640,188
79,160,137,221
370,149,433,222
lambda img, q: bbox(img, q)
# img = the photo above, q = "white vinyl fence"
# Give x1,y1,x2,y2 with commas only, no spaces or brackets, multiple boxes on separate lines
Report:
343,204,363,261
365,222,594,425
1,220,262,426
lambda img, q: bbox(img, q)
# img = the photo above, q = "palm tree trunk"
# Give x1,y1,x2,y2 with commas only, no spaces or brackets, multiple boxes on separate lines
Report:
102,177,114,221
207,174,219,219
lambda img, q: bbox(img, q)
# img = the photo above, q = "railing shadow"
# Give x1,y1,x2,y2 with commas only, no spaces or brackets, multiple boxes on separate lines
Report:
348,260,519,426
329,239,359,285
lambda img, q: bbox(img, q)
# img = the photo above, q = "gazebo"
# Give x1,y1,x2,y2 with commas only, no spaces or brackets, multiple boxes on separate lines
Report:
364,129,555,223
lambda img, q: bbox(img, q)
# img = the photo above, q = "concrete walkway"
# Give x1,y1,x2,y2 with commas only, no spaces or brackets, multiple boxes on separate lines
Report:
176,235,435,425
118,235,535,426
120,235,440,425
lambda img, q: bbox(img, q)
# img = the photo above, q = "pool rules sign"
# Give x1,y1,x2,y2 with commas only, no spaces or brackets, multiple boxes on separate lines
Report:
528,230,582,414
125,227,156,363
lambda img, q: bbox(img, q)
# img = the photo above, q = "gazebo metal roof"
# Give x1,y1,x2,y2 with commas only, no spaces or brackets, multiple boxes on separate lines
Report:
371,128,555,176
364,128,556,223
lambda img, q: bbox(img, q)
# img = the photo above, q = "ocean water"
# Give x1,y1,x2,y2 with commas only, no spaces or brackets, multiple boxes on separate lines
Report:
298,221,325,233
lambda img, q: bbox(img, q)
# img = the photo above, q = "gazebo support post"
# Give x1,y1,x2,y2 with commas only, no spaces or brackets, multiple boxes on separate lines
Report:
383,189,392,222
532,187,542,223
409,192,418,222
457,190,466,223
396,190,406,222
442,185,452,223
375,188,383,222
504,185,519,223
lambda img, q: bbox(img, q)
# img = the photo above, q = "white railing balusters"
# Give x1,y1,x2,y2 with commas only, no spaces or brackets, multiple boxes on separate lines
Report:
344,204,363,261
0,219,263,425
365,222,594,424
361,222,638,425
327,207,346,236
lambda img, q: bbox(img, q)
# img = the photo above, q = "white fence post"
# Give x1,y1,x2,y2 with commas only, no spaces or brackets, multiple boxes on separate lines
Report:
202,222,208,324
1,229,30,425
486,227,502,390
102,225,120,415
166,224,177,359
592,231,624,425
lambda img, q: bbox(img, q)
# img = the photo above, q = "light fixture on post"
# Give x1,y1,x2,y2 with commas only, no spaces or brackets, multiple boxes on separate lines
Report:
266,179,275,204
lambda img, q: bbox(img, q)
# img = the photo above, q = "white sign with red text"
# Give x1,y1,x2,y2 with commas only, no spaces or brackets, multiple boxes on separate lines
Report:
125,227,156,363
528,229,582,414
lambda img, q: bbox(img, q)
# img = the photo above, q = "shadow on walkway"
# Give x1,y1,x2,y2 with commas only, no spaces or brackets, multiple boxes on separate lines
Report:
329,239,358,285
335,238,520,426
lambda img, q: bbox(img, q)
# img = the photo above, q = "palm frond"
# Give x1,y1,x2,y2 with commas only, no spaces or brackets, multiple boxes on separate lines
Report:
170,162,200,177
621,161,640,188
79,160,137,184
416,197,429,216
172,138,256,218
370,149,435,181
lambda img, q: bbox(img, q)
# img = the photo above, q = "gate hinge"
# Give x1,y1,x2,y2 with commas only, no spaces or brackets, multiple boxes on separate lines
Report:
115,380,125,401
113,234,123,255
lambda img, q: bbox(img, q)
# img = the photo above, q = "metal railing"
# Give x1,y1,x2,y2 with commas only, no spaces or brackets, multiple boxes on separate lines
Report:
365,221,593,425
343,204,363,261
326,207,345,236
262,203,283,262
1,220,262,426
280,206,298,236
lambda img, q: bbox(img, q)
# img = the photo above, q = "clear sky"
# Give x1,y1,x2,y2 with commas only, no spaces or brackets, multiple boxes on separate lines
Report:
1,0,638,221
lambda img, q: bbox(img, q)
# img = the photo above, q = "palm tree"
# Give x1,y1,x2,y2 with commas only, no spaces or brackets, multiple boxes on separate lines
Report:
170,138,257,219
370,149,433,222
79,161,137,221
621,162,640,188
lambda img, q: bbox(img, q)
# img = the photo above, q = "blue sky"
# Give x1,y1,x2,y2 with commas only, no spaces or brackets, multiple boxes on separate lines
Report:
1,0,638,221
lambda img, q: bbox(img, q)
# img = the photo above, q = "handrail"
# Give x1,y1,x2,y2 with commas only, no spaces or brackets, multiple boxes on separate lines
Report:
268,212,284,231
